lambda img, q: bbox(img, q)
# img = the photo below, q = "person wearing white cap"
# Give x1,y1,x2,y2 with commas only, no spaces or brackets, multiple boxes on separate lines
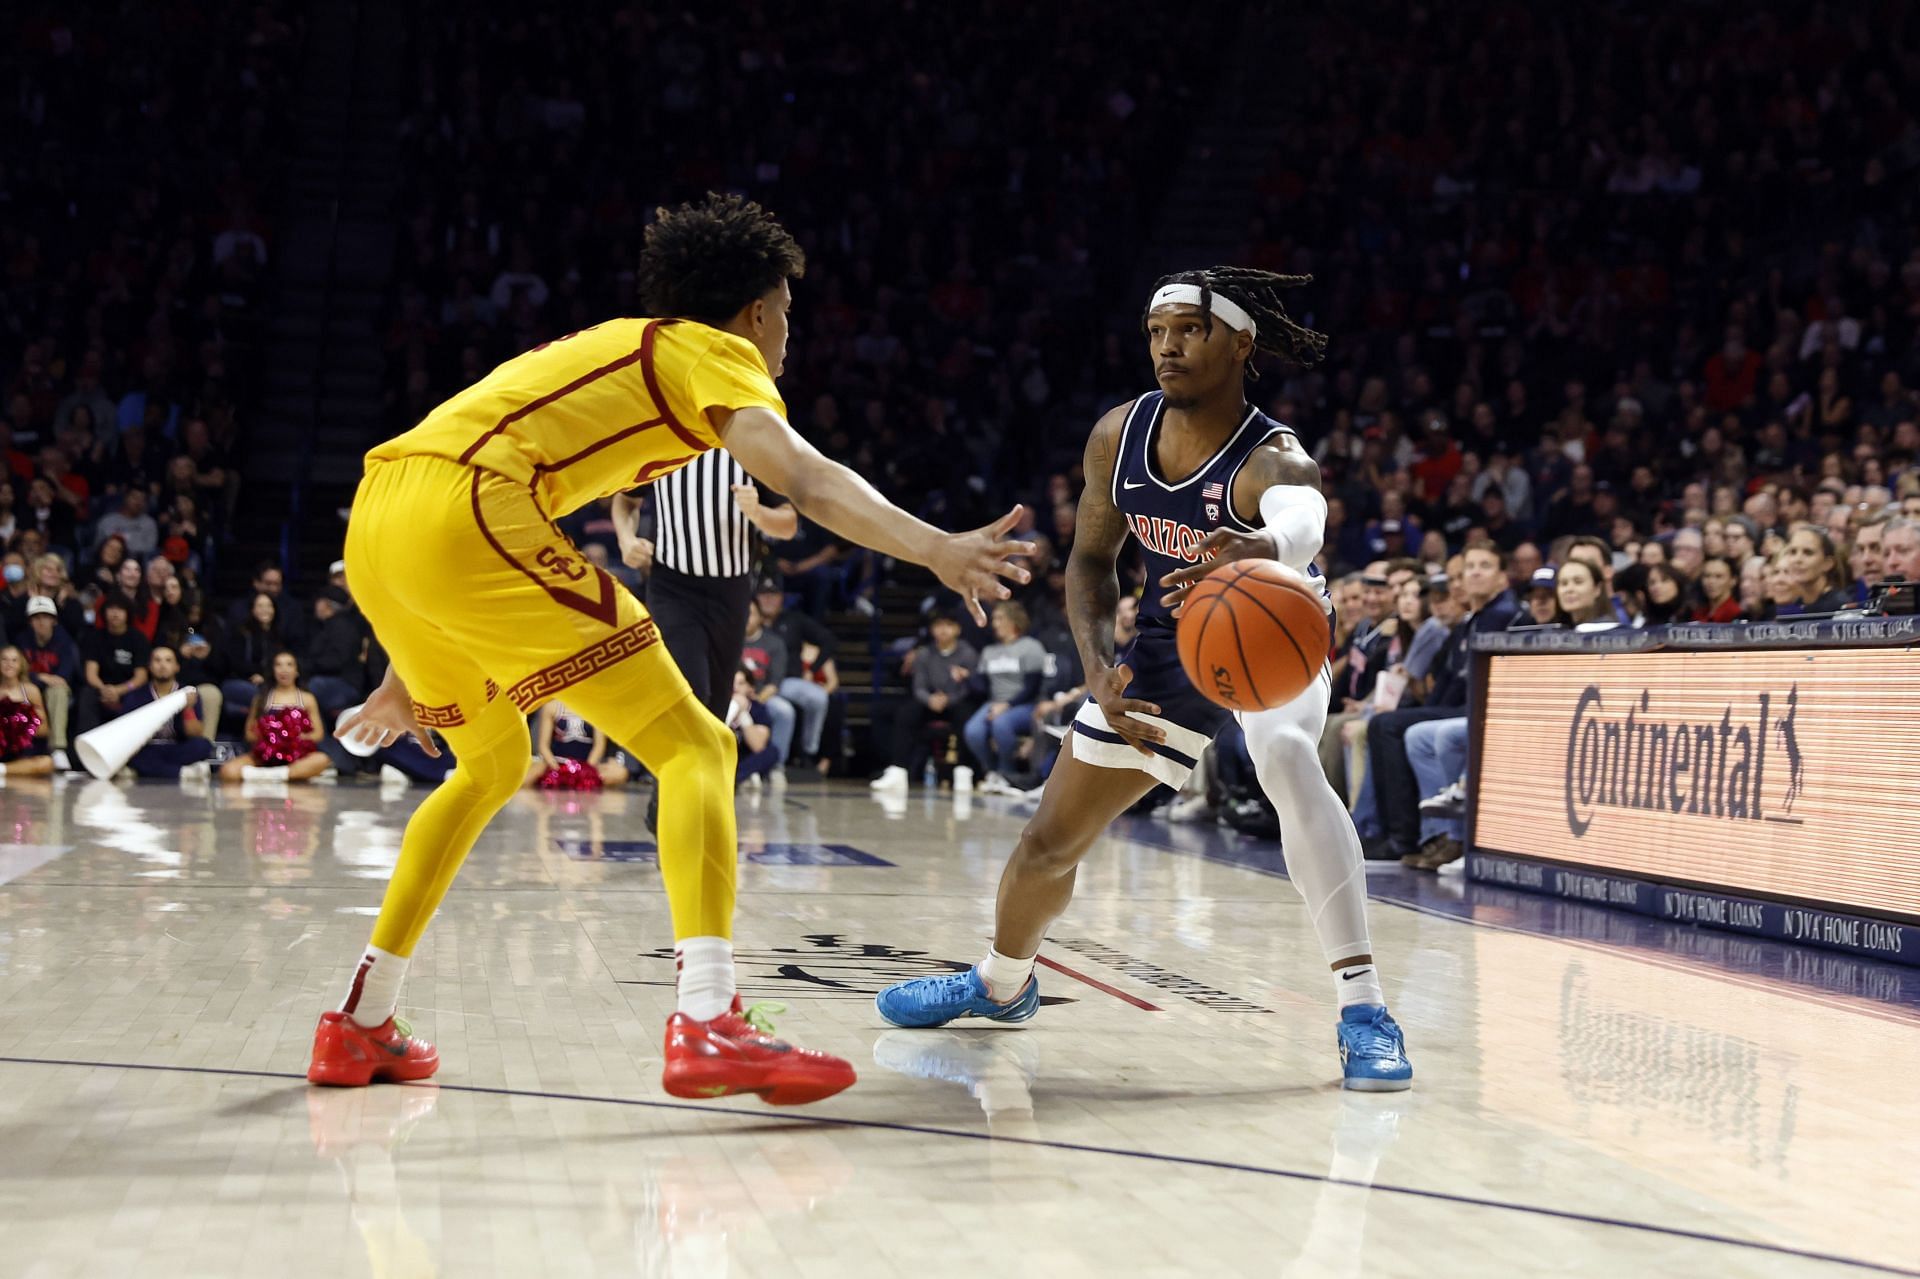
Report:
19,596,80,761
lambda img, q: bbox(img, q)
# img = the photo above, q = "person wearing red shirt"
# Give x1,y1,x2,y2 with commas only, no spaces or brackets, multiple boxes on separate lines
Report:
1688,556,1743,622
1702,325,1762,413
1410,413,1463,503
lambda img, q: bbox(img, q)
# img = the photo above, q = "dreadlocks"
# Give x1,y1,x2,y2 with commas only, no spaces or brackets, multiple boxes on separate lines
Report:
1145,266,1329,374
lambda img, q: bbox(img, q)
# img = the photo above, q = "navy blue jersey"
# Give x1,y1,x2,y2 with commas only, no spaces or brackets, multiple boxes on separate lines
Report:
1111,391,1327,625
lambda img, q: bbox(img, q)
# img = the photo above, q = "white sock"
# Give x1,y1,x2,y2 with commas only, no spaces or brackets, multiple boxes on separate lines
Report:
675,936,736,1020
340,945,408,1028
1334,963,1385,1010
243,764,289,781
978,946,1036,1003
1242,693,1388,1011
0,761,9,776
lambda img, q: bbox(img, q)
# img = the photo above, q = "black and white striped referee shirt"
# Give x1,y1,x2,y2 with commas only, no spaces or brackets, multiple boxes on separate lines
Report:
652,449,756,578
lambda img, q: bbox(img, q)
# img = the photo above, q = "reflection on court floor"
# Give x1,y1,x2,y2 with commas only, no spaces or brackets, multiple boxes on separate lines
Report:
0,777,1913,1277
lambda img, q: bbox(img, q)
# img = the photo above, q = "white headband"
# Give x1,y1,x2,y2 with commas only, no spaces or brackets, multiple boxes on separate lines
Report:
1147,283,1257,337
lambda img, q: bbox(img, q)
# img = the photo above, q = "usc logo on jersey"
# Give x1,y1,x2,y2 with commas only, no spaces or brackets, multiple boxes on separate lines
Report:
535,546,589,582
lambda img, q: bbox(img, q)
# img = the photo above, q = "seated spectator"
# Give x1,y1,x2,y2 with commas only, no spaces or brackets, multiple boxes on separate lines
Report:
775,521,848,618
871,609,977,792
1722,517,1760,566
1773,526,1852,615
1562,535,1636,625
1739,554,1771,618
19,597,80,759
1319,562,1394,802
963,602,1046,795
1848,513,1889,602
1670,527,1705,578
752,579,838,770
304,586,369,724
0,552,30,630
724,670,782,790
1404,712,1470,872
1642,563,1687,626
740,600,797,771
1024,602,1093,786
1688,556,1742,623
218,652,333,783
1368,539,1516,863
226,561,306,651
76,596,152,736
21,555,82,638
87,534,131,597
158,494,206,568
1884,519,1920,582
94,488,159,560
222,591,286,725
22,477,76,553
1515,567,1560,626
124,648,215,781
1556,559,1616,628
524,700,631,789
0,645,54,778
103,558,162,640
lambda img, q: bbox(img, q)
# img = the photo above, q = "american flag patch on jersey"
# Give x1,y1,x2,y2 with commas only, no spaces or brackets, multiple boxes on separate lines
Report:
1201,481,1224,500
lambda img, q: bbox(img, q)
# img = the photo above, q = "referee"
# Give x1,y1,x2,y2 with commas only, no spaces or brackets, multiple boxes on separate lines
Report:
612,449,797,719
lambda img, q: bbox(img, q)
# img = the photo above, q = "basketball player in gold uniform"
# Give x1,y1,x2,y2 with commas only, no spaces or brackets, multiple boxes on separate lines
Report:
308,195,1032,1104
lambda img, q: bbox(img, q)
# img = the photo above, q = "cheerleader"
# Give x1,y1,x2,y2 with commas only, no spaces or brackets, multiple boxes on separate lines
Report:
218,650,333,783
0,646,53,777
525,700,631,790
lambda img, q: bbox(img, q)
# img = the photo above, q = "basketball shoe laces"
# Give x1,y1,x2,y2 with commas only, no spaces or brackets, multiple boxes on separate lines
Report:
917,970,990,1006
738,1000,785,1036
1344,1007,1403,1062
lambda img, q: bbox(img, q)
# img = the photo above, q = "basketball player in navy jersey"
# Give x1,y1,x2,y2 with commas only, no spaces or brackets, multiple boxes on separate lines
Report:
879,268,1411,1090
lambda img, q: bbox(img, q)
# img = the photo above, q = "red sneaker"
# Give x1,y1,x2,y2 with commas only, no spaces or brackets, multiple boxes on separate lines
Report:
307,1011,440,1087
661,1000,855,1105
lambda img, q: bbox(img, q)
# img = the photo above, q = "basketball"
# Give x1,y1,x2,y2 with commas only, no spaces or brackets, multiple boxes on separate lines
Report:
1176,559,1329,712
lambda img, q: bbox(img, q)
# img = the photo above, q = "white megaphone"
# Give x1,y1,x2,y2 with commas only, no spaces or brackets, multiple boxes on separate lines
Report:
74,687,193,780
333,704,382,757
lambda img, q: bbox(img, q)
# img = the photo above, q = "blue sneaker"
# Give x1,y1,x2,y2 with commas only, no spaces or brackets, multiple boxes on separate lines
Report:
1338,1004,1413,1091
875,967,1039,1028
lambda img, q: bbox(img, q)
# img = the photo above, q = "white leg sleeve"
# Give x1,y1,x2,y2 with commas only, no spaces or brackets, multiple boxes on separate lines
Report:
1241,669,1376,966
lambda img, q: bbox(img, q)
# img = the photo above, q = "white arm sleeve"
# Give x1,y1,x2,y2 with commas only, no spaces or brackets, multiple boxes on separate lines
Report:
1257,484,1328,573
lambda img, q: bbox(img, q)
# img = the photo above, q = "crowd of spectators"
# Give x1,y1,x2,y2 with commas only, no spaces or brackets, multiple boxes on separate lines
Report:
376,2,1920,801
0,5,310,766
7,3,1919,807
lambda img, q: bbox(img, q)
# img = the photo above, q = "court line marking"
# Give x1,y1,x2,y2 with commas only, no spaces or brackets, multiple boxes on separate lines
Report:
1034,954,1163,1011
0,1053,1910,1278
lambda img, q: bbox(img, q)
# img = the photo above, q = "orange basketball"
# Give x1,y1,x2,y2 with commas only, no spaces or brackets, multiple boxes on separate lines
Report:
1176,559,1330,712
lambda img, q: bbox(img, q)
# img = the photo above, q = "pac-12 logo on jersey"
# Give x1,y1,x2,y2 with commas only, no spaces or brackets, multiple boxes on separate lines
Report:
1126,512,1210,562
1202,482,1224,525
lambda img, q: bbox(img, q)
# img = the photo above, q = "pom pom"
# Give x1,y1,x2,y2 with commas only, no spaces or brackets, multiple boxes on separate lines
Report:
255,705,317,765
538,758,604,791
0,697,41,759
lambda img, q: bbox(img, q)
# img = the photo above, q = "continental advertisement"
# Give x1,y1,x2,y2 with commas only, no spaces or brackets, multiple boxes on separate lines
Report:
1474,649,1920,927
